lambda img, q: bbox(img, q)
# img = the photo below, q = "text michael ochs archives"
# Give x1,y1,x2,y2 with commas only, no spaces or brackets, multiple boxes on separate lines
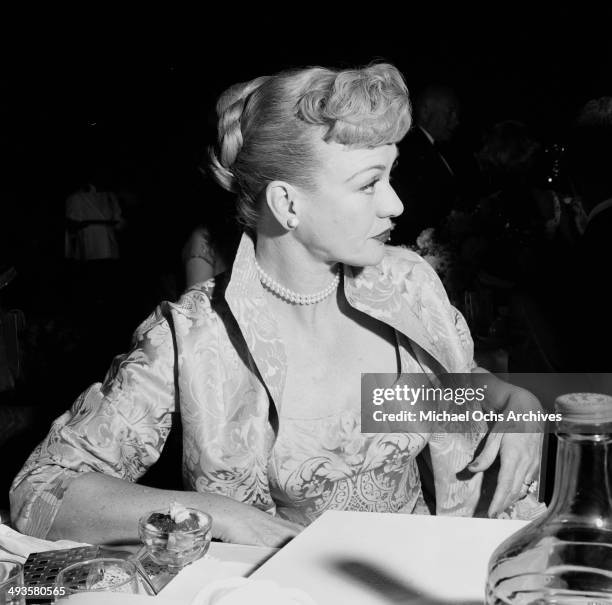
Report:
360,374,563,434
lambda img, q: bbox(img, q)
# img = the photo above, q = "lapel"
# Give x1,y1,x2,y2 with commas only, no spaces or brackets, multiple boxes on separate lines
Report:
343,259,453,372
225,234,454,412
225,234,287,410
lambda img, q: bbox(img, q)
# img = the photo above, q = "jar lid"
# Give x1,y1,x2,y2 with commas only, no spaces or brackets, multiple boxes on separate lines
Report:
555,392,612,424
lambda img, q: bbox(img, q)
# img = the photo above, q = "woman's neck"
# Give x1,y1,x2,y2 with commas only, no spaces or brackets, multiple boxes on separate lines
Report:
255,234,341,325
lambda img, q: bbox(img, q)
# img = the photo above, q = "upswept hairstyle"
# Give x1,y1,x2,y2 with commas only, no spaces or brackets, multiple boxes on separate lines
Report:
209,63,411,230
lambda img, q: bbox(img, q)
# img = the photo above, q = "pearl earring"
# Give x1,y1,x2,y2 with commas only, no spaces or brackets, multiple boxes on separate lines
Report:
287,217,299,229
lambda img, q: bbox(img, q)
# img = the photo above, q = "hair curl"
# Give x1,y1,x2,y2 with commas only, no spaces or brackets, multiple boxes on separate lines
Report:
209,63,411,231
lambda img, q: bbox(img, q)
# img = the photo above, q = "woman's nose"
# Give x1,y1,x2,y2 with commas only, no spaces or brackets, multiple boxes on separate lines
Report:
379,183,404,218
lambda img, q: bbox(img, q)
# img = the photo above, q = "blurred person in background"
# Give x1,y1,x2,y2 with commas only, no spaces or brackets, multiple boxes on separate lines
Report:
392,85,462,243
556,97,612,372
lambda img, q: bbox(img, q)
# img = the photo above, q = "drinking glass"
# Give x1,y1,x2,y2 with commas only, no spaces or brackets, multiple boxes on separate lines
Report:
54,558,144,601
0,561,25,605
138,507,212,573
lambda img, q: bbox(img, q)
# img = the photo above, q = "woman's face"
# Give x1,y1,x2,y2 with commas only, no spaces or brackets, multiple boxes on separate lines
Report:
294,139,403,267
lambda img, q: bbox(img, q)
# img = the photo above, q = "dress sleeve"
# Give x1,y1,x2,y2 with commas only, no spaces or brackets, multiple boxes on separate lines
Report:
9,306,177,538
410,248,477,371
426,432,484,516
409,253,485,515
428,301,485,516
451,305,477,371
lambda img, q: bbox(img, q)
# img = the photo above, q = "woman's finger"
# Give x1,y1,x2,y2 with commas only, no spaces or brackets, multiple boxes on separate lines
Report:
502,457,533,512
468,430,503,472
488,433,534,516
487,449,519,517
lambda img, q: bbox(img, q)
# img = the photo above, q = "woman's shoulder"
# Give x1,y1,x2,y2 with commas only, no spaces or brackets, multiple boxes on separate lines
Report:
133,281,219,341
186,225,212,243
382,243,423,263
175,279,218,314
376,244,451,305
182,226,215,262
380,244,439,281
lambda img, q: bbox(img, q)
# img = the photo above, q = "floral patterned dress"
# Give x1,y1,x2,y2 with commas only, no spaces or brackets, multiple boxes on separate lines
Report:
269,406,430,526
11,234,488,538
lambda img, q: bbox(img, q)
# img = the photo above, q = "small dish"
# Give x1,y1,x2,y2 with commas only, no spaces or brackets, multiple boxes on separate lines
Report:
138,505,212,571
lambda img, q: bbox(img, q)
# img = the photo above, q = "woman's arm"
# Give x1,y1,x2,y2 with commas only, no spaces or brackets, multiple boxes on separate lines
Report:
402,255,543,518
10,300,300,546
185,256,216,288
48,473,301,547
183,227,218,288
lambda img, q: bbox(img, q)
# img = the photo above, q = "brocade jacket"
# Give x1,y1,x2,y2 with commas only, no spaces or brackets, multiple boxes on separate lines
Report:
10,234,485,538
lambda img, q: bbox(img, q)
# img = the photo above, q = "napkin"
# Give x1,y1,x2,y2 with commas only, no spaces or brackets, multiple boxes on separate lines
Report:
0,523,87,563
190,578,317,605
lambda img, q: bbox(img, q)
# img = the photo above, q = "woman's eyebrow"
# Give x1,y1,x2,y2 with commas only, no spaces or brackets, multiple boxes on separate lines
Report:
345,148,400,182
345,165,386,182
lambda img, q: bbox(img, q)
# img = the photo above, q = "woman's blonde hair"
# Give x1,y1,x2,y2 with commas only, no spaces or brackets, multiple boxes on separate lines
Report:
209,63,411,230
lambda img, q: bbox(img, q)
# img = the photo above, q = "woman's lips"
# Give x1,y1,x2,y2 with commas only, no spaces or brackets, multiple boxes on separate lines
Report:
372,229,391,243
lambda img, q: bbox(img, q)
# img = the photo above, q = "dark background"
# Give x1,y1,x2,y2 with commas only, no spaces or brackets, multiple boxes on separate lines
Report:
1,10,611,508
4,11,612,267
3,11,612,240
3,11,612,195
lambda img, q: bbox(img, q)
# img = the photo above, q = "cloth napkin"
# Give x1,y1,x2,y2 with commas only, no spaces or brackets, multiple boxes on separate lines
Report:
0,523,87,564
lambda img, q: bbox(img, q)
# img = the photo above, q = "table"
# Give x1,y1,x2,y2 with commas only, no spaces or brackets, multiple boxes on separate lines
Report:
158,543,277,602
252,511,528,604
0,524,277,604
2,514,528,604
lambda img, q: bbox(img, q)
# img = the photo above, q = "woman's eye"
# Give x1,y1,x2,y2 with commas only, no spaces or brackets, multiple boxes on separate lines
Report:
361,178,380,194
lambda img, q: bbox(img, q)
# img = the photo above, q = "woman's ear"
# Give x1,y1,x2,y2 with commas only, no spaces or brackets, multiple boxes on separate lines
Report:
265,181,300,230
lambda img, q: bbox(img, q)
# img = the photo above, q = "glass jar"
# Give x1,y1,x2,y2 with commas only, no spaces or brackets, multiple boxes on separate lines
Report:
486,392,612,604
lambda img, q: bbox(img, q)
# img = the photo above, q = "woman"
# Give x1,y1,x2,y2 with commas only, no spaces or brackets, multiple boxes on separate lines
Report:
182,226,225,286
181,203,240,288
10,63,541,547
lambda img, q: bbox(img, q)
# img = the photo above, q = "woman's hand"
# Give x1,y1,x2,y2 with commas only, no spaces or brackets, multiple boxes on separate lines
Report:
214,501,303,547
467,383,543,518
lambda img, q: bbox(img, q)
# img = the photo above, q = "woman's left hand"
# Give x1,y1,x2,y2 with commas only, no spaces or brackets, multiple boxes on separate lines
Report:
467,389,543,518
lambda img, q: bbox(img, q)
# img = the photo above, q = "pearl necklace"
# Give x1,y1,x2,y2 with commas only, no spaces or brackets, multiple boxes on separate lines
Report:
254,258,340,305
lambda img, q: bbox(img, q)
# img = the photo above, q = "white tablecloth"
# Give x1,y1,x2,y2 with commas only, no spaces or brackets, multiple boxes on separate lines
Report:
158,543,277,602
252,511,528,604
1,514,528,604
0,524,276,603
